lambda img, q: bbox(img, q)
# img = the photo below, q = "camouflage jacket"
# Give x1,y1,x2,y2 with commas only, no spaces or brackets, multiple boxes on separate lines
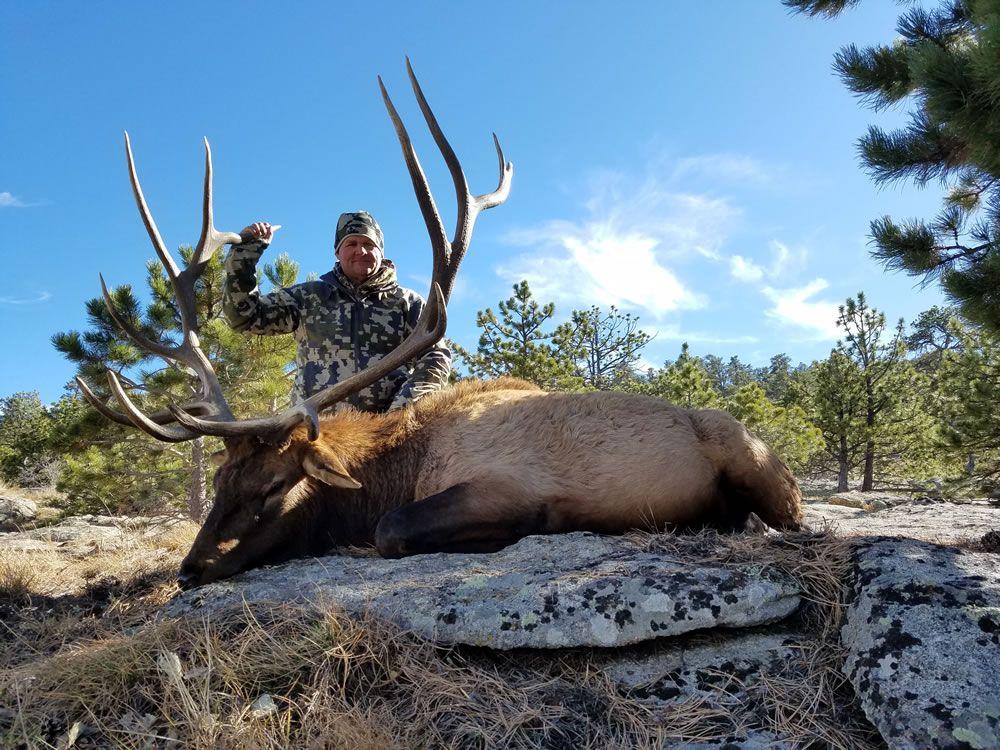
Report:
222,239,451,412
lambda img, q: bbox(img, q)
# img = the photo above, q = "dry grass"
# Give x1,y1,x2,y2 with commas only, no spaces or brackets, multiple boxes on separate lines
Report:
0,523,881,749
3,603,668,749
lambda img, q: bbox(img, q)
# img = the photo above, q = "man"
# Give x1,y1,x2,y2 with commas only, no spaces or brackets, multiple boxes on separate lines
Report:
223,211,452,412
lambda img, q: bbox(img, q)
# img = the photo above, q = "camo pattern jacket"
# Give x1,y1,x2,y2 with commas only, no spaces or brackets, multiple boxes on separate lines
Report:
223,239,451,412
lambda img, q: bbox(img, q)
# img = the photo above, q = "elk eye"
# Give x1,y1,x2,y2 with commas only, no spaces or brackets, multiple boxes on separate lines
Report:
253,513,261,524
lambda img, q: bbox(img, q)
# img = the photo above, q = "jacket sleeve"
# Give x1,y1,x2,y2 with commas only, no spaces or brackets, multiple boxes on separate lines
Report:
222,239,302,335
389,293,453,410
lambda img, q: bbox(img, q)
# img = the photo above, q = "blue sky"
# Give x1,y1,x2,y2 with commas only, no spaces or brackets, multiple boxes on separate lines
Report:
2,1,947,404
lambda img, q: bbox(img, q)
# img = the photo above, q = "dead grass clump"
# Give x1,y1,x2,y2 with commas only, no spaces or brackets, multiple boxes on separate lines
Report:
0,551,43,605
3,602,667,749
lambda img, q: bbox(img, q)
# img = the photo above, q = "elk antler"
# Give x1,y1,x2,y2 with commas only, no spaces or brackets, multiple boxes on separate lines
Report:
76,134,243,442
170,61,512,443
86,63,512,445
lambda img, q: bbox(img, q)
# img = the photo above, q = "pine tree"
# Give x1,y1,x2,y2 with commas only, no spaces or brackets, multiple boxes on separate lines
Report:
936,320,1000,485
641,344,721,408
786,0,1000,331
52,247,299,518
453,281,581,389
552,305,651,390
0,392,56,486
836,293,908,491
760,353,795,404
723,382,824,473
809,349,867,491
700,354,756,395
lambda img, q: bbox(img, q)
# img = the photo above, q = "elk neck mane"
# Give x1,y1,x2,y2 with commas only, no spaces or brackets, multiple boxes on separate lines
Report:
289,377,541,547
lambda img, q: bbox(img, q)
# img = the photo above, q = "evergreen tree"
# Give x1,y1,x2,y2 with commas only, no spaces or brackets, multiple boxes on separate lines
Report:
836,293,908,491
453,281,581,389
809,349,867,491
936,320,1000,485
52,247,299,518
723,382,824,474
700,354,755,395
641,344,721,408
760,353,795,404
552,305,651,390
0,392,57,486
907,304,965,374
786,0,1000,331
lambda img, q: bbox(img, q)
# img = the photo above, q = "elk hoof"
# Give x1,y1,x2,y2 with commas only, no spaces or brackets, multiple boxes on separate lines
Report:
374,513,410,559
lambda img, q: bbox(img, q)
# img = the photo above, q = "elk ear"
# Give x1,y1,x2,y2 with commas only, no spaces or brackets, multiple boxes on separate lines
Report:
209,449,228,467
303,450,362,490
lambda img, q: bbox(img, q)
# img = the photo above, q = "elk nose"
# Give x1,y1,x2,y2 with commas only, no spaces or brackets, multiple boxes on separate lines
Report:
177,570,199,590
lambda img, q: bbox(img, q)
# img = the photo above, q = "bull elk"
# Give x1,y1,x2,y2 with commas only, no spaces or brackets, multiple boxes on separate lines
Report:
79,62,803,589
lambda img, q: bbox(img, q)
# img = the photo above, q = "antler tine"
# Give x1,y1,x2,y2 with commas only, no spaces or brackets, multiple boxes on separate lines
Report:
76,375,140,427
99,274,175,359
124,132,181,282
85,135,239,441
404,58,513,301
105,371,201,442
190,138,244,272
76,375,213,427
378,74,450,293
479,133,514,211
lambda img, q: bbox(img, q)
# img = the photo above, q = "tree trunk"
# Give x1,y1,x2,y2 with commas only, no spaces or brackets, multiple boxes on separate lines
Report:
837,434,850,492
862,439,875,492
862,384,876,492
187,437,208,521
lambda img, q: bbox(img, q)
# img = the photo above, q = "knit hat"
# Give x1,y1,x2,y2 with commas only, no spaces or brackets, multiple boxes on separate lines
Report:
335,211,384,252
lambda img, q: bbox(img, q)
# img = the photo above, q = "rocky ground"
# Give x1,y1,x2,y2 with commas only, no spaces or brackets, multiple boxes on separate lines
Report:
1,486,998,748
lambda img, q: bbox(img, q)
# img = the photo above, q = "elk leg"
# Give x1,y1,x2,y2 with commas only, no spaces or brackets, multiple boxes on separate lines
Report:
374,481,546,558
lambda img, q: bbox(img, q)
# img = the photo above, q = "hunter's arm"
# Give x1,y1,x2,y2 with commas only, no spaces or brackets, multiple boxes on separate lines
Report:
223,239,301,335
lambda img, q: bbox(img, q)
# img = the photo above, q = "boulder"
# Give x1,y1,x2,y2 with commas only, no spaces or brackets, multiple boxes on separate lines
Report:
841,538,1000,749
0,495,38,531
806,500,1000,544
163,532,801,649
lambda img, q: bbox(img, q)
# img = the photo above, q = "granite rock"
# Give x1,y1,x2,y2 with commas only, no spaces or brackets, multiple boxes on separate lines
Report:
0,495,37,531
841,538,1000,749
162,532,801,649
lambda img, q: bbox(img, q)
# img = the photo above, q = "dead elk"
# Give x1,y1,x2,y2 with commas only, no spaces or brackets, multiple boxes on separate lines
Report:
77,62,803,589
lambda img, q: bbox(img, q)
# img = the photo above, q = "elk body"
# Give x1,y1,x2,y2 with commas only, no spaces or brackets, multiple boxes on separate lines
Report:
80,61,803,590
181,377,802,586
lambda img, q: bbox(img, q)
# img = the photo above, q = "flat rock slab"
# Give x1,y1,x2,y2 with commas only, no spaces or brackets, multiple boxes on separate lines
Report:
806,501,1000,544
162,533,801,649
841,538,1000,749
601,628,805,748
605,628,801,706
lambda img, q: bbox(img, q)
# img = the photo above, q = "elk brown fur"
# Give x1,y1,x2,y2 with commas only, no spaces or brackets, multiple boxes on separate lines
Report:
177,377,803,586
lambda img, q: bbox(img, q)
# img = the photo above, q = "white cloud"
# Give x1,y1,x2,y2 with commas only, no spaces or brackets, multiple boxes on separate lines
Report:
729,255,764,283
500,171,741,319
729,240,805,284
761,279,840,341
0,291,52,305
645,323,759,345
0,192,27,208
670,154,775,187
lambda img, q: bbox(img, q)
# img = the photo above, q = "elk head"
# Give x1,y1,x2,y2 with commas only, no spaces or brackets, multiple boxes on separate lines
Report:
79,60,512,588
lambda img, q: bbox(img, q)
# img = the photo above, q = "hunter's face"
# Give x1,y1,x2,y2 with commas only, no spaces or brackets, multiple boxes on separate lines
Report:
337,235,383,284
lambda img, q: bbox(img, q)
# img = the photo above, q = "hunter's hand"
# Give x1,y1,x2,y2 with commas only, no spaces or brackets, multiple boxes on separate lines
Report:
239,222,277,244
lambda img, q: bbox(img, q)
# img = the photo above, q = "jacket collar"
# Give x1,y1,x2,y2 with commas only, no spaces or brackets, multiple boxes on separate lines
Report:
320,259,399,298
